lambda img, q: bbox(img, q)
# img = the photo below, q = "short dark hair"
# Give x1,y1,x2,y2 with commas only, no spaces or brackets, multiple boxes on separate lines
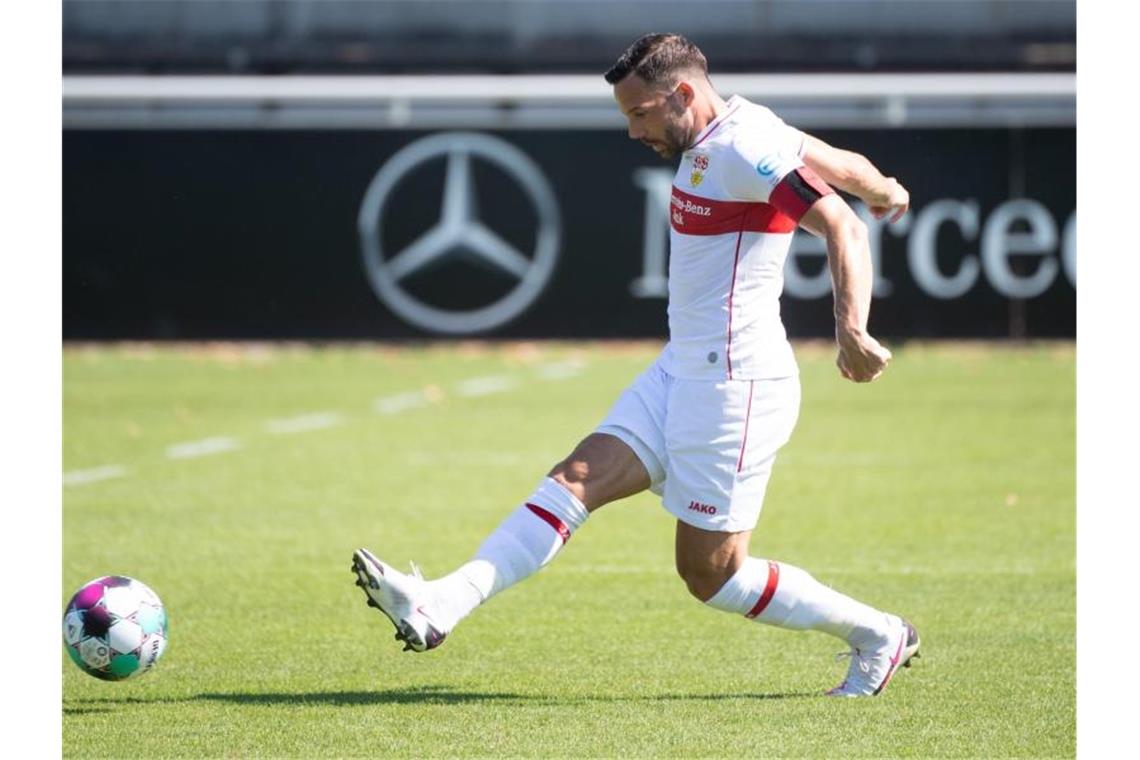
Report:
603,33,709,86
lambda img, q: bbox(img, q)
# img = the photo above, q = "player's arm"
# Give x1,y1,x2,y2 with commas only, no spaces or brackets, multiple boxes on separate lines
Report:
800,133,910,223
768,167,892,383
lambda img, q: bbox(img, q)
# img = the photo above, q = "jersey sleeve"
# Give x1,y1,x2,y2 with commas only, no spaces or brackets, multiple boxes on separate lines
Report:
723,120,833,222
722,122,807,203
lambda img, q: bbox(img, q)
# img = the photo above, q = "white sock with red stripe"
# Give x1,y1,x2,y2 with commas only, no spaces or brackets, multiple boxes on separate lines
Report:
427,477,589,630
706,557,891,647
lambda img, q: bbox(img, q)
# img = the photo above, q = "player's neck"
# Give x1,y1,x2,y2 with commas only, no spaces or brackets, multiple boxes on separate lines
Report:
692,91,730,139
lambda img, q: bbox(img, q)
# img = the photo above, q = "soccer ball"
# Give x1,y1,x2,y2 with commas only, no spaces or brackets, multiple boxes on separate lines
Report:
63,575,168,681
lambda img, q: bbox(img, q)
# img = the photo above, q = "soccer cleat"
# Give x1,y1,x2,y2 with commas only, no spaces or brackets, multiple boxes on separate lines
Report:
826,615,921,697
351,548,448,653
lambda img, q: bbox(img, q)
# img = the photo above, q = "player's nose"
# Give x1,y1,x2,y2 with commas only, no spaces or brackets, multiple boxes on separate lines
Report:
627,123,644,140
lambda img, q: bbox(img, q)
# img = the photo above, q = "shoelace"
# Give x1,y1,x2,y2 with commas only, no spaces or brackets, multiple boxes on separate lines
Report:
408,561,424,581
835,648,872,674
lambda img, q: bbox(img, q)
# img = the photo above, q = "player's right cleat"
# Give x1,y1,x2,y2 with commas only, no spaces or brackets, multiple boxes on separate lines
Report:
826,615,921,697
351,548,448,653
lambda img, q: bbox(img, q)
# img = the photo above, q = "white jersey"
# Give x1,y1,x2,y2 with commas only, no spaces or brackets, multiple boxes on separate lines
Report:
660,94,808,381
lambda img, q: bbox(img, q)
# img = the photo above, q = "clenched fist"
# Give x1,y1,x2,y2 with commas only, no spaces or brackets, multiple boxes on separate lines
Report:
836,329,892,383
869,178,910,224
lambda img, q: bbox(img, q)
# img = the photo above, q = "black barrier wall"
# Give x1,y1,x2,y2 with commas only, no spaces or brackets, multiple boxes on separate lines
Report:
63,128,1075,339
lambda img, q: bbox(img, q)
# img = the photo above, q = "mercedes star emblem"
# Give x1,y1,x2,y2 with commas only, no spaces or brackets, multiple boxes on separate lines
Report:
358,132,562,334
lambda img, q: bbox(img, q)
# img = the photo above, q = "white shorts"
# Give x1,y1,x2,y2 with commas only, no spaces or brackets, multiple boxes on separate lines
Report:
596,356,800,533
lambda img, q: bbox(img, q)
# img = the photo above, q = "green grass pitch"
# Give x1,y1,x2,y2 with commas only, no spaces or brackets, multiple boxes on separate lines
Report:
63,340,1074,757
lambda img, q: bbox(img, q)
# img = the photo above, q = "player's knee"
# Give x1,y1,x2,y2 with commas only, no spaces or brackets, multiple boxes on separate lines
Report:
675,558,729,603
674,524,750,602
549,455,588,487
547,465,589,506
546,434,647,512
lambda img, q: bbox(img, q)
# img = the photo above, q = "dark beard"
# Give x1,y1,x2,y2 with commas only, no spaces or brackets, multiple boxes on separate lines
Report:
653,122,691,160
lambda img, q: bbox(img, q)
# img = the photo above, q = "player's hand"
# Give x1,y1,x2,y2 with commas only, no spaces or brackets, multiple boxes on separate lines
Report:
836,329,892,383
869,178,909,224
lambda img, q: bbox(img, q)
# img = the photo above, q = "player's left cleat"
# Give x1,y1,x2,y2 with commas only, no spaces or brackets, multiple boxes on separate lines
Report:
826,615,920,697
351,548,448,653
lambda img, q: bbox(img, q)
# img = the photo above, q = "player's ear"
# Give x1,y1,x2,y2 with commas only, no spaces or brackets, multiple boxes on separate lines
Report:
674,80,695,107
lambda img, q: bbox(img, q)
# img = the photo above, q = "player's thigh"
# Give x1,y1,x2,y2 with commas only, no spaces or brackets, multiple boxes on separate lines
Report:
590,357,671,499
549,432,650,512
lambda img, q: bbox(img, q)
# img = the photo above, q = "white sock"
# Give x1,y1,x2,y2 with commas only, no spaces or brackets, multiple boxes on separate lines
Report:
429,477,589,629
706,557,891,647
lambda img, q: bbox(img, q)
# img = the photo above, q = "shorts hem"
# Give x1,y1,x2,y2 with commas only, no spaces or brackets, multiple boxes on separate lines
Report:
664,500,761,533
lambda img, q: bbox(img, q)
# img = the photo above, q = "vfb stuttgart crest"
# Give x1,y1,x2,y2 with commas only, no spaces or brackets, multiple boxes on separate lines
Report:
690,153,710,187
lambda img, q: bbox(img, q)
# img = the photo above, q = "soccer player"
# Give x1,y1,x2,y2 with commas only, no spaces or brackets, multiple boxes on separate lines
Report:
353,33,920,697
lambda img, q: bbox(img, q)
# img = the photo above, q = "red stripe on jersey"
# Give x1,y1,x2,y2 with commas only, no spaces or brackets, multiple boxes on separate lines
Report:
745,561,781,619
670,186,797,236
526,503,571,544
768,165,834,222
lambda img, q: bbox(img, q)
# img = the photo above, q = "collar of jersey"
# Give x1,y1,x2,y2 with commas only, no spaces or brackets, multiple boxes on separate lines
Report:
688,95,743,151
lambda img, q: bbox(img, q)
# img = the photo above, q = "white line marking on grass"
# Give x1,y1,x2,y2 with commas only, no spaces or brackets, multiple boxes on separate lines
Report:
402,450,537,467
536,361,586,381
166,437,241,459
779,453,896,467
64,465,127,487
456,375,517,397
373,391,429,415
812,564,1042,577
265,412,343,434
561,565,675,575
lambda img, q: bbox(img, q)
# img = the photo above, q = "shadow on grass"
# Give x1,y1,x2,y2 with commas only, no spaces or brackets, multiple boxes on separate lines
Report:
198,685,538,706
636,692,817,702
66,684,817,711
62,706,114,715
197,686,817,707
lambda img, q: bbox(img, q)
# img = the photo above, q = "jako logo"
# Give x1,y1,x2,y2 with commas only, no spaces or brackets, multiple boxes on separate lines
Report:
687,500,718,515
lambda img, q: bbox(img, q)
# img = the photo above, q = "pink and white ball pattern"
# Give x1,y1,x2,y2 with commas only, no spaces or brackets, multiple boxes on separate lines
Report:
63,576,168,681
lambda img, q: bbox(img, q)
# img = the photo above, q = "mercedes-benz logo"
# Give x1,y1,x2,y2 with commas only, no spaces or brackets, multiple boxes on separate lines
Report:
358,132,561,334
